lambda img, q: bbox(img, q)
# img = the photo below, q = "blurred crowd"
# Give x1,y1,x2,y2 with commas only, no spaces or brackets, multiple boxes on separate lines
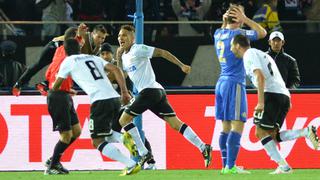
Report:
0,0,319,89
0,0,319,39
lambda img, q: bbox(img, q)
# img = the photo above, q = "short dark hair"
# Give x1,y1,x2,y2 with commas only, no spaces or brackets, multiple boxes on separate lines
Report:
64,39,80,56
120,25,135,33
226,4,244,24
93,24,108,35
232,34,250,48
64,27,78,40
100,43,113,53
0,40,17,55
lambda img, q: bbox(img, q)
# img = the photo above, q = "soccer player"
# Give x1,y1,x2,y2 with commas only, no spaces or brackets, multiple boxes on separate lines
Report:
116,25,212,168
44,27,83,175
213,4,267,174
81,24,108,55
12,23,87,96
230,34,319,174
99,42,157,169
53,38,141,176
12,24,107,95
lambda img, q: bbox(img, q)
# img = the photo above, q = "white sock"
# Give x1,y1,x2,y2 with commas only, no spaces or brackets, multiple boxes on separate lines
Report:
126,125,148,156
105,131,123,143
279,128,308,141
182,126,205,152
100,142,136,168
261,136,288,166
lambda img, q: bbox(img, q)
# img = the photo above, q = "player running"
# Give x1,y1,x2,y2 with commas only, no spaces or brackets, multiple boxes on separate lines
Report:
231,34,319,174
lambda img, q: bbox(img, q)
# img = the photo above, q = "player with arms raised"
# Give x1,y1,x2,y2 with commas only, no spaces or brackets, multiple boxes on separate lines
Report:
213,3,266,174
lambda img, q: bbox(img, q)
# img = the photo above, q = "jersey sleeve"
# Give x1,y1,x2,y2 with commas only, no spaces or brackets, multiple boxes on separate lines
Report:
244,49,263,73
96,56,109,67
57,57,72,78
239,29,258,41
135,44,155,58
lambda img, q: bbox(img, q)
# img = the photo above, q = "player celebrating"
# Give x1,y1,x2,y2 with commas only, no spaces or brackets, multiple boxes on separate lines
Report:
213,3,266,174
53,38,141,176
116,25,212,168
230,34,319,174
99,43,157,169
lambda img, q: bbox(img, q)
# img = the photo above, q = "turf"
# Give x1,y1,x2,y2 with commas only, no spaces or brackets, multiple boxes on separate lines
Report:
0,169,319,180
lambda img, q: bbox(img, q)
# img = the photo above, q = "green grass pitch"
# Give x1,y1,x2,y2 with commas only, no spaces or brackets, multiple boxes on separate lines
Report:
0,169,319,180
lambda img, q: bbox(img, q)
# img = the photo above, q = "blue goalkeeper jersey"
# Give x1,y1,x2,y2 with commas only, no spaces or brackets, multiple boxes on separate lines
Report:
214,28,258,85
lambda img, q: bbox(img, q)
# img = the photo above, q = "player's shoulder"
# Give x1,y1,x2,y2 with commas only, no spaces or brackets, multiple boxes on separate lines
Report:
133,44,152,50
244,48,259,58
214,28,223,35
214,29,233,41
63,55,77,64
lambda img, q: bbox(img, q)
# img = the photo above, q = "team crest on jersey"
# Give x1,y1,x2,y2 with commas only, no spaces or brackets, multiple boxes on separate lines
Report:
246,30,255,36
127,65,137,72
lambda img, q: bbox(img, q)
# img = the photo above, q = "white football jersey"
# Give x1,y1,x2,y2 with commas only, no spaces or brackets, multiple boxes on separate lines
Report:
243,48,290,97
58,54,119,103
121,44,163,92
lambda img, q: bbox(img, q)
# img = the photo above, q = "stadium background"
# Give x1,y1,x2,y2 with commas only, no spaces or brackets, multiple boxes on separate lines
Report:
1,0,320,172
0,92,319,171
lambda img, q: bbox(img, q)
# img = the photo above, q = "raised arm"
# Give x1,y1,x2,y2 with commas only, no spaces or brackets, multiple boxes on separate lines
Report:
221,10,229,29
229,6,267,39
152,48,191,74
115,47,124,70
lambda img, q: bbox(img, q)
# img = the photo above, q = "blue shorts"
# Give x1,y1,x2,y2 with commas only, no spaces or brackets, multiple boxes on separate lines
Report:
215,80,247,122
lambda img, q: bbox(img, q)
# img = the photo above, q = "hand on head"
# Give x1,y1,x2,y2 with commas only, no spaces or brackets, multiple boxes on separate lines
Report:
228,6,246,24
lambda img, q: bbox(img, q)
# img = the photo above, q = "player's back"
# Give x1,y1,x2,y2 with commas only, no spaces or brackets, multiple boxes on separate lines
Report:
214,28,258,85
243,48,289,97
66,54,119,103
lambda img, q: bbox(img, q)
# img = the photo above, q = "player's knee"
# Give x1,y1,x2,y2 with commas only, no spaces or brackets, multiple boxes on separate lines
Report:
222,121,231,132
255,127,269,139
72,129,81,139
60,134,72,144
231,121,244,133
255,130,262,139
71,124,82,138
92,141,98,149
119,112,133,127
92,138,103,149
165,116,182,130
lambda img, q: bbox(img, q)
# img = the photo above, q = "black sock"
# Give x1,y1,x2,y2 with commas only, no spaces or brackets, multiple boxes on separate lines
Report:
179,124,188,135
50,140,69,168
112,115,123,132
144,138,152,153
69,137,76,145
49,137,76,161
145,138,156,164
